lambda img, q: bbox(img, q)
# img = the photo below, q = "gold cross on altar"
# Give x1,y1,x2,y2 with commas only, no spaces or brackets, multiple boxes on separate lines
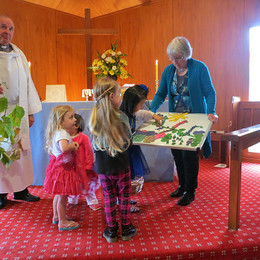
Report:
58,9,118,89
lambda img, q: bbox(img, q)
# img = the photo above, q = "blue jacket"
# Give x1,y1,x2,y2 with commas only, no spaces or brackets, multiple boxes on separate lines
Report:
151,58,216,158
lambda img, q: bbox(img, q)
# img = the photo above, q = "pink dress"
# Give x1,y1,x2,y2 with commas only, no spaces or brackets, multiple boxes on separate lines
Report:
44,130,83,195
73,132,100,195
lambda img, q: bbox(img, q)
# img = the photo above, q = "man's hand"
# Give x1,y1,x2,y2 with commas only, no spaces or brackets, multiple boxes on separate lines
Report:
28,115,35,127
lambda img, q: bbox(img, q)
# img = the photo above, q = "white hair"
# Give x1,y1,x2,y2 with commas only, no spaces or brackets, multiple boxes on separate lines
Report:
167,36,193,60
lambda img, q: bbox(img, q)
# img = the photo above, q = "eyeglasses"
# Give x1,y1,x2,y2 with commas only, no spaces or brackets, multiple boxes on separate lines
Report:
172,57,184,62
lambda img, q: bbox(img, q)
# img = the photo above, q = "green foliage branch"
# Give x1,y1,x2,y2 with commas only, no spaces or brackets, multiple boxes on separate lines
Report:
0,97,25,166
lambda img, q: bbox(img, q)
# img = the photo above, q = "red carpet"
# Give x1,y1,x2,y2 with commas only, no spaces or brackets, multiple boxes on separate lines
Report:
0,159,259,259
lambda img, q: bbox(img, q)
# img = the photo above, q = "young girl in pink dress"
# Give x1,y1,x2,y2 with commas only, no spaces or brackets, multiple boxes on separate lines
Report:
44,105,82,231
67,113,101,210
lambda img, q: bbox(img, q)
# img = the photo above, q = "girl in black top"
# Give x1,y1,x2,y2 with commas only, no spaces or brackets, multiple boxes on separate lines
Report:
89,77,137,243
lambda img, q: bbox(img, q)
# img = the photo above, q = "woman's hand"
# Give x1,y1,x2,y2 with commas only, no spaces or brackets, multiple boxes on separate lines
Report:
153,114,164,125
208,113,218,123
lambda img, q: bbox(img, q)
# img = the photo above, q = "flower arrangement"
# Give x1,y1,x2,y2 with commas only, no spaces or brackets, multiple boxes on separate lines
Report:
0,96,25,166
88,41,132,80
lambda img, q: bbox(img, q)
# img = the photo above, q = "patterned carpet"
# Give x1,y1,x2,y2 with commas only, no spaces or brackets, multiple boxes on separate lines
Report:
0,159,259,260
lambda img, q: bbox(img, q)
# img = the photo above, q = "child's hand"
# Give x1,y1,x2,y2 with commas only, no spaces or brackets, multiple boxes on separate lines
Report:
73,142,79,151
153,114,164,125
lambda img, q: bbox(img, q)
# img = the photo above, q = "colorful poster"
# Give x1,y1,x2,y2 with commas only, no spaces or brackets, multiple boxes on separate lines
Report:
133,112,212,151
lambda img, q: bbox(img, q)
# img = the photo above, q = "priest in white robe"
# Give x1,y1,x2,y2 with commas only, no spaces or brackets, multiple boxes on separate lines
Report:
0,15,42,209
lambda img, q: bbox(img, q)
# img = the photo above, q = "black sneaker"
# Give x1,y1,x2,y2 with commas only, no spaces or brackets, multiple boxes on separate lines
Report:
0,195,7,209
13,192,40,202
103,224,119,243
121,223,137,241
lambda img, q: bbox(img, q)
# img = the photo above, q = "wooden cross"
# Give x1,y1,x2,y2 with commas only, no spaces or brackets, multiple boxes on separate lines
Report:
58,9,118,89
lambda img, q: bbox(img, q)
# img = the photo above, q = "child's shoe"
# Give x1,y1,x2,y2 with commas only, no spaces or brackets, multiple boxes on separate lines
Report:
86,193,98,205
130,204,140,213
121,223,137,241
130,200,138,205
103,224,119,243
89,204,101,211
131,177,144,193
86,193,100,210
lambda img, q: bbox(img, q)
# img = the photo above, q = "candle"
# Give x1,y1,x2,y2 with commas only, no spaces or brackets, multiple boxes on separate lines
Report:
28,61,31,73
155,60,158,81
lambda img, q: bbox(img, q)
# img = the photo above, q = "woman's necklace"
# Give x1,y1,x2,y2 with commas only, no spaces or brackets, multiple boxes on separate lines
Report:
177,67,188,75
174,71,188,95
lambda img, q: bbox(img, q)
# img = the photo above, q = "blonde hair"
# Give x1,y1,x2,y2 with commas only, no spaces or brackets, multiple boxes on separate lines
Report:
167,36,193,60
89,77,131,157
45,105,74,154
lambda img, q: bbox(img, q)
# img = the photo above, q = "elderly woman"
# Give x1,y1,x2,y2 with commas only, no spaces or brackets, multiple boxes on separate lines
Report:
151,36,218,206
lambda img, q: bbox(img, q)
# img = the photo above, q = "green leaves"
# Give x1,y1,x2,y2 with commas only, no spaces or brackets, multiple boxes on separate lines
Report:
111,41,118,51
0,147,10,165
8,105,25,127
0,116,13,138
0,97,25,166
0,97,8,112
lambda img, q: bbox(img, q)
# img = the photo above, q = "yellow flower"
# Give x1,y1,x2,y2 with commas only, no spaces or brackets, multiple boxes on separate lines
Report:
88,41,133,79
105,49,113,55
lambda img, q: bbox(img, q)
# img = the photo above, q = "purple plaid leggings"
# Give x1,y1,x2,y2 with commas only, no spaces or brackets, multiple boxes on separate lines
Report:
99,167,131,227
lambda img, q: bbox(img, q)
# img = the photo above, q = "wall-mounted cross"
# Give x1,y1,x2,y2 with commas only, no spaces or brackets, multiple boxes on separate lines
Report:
58,8,118,89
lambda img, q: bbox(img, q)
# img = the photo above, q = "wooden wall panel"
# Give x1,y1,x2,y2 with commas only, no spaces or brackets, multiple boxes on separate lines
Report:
90,12,120,87
172,0,247,132
0,0,86,101
91,0,260,132
0,0,58,101
1,0,260,131
91,0,173,97
55,12,86,101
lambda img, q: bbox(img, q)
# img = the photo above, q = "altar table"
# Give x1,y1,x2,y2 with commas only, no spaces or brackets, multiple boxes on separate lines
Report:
29,101,175,185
